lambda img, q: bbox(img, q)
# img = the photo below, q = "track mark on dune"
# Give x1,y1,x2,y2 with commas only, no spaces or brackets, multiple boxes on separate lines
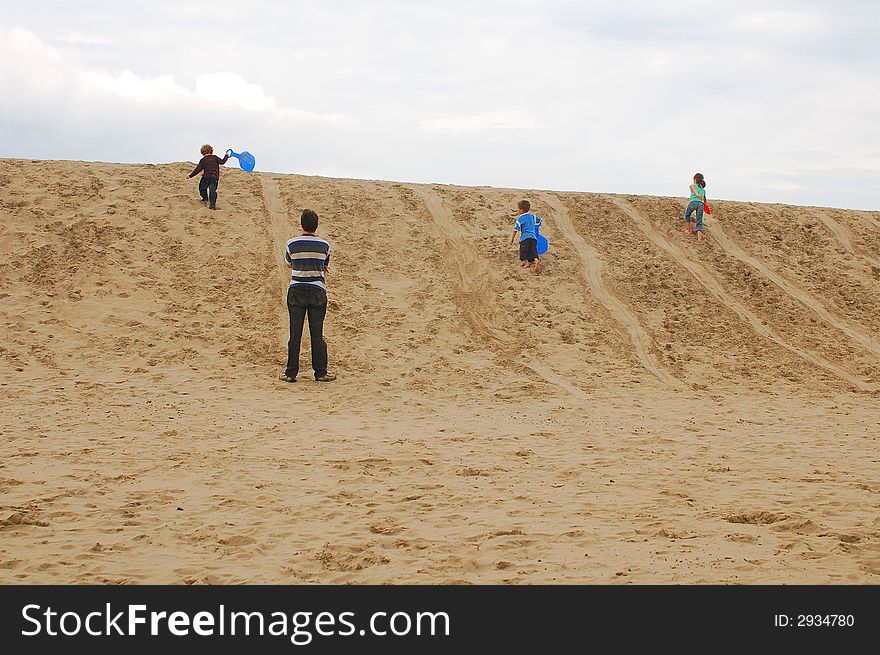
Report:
813,209,854,253
541,193,676,386
260,175,295,347
410,185,587,400
702,208,880,358
814,209,880,269
610,197,875,391
856,211,880,231
260,175,293,276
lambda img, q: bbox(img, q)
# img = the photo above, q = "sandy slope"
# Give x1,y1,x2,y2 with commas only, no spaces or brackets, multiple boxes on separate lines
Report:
1,159,878,584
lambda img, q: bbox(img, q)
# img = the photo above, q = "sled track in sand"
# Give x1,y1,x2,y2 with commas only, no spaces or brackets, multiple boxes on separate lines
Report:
676,199,880,358
856,210,880,231
814,209,855,253
541,193,677,386
260,175,294,276
260,175,298,349
610,197,876,392
410,185,588,400
813,209,880,269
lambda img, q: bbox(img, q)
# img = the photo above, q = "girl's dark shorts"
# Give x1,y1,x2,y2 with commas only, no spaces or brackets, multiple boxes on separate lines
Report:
519,238,539,262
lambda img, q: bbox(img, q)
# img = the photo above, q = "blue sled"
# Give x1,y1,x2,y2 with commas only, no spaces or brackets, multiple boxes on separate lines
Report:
226,149,256,173
536,223,549,255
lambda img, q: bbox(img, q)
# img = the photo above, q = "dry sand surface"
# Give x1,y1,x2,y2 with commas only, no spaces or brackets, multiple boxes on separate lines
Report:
1,158,878,584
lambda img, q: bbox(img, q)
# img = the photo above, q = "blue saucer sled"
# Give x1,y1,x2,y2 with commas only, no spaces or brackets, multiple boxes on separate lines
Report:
536,226,549,255
226,149,256,173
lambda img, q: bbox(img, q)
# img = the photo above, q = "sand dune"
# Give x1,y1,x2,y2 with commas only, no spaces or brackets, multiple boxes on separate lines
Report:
1,158,877,583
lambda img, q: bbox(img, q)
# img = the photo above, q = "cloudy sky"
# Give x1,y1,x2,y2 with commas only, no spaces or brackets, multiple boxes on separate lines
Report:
1,0,878,209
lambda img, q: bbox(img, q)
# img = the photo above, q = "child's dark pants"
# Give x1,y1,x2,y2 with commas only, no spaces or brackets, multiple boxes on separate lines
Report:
199,175,219,208
519,238,539,263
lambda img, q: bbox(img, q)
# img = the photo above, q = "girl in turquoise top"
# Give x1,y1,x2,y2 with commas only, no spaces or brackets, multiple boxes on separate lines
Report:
684,172,707,242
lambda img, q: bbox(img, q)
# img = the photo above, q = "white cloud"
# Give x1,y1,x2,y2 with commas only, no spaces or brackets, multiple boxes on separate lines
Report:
733,10,830,38
191,72,350,123
57,31,114,46
761,181,802,191
82,70,185,103
194,72,275,112
418,111,535,132
1,25,66,83
0,26,347,123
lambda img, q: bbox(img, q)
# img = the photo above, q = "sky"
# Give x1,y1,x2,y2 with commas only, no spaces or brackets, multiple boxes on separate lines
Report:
1,0,878,209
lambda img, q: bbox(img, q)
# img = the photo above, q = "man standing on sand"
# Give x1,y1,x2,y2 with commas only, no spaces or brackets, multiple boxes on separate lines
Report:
280,209,337,383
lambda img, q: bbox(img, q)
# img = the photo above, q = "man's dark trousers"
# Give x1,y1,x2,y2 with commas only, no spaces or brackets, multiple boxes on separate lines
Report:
285,285,328,379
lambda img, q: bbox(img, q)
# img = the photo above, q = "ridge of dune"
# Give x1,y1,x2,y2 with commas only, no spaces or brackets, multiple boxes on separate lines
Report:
1,158,878,585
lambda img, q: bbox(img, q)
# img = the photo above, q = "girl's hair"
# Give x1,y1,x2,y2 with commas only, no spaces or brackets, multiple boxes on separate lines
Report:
200,144,214,156
694,172,706,188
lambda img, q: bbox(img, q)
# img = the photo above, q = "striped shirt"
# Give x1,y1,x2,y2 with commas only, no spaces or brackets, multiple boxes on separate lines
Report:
285,234,331,291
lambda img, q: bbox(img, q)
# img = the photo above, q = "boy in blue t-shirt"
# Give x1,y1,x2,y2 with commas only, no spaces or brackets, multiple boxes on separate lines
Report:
509,199,543,272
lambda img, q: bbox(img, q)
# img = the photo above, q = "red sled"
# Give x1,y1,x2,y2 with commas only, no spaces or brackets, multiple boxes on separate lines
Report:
703,203,712,215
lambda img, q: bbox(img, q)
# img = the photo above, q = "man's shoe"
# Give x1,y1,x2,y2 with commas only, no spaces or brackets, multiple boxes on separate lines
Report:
279,373,297,383
315,372,337,382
